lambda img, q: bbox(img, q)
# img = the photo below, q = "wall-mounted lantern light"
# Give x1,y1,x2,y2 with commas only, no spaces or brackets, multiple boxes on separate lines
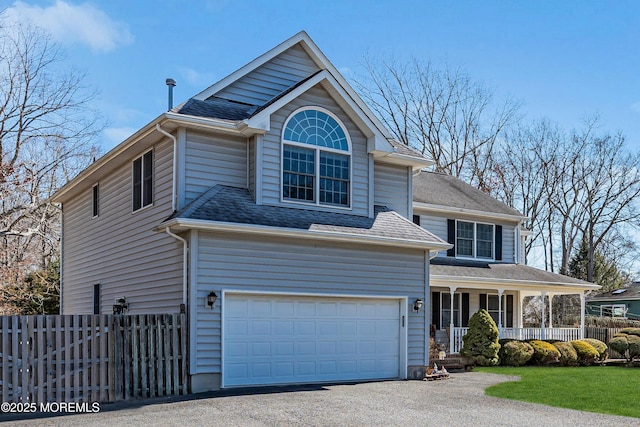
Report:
207,291,218,309
413,298,423,312
113,297,128,314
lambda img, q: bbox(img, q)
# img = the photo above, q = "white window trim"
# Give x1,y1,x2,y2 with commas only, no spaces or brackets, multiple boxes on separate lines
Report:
280,106,353,210
132,149,154,213
440,292,462,328
455,220,495,261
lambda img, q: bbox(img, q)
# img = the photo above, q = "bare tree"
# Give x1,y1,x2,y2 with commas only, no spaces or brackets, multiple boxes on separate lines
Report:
0,17,101,289
355,56,520,180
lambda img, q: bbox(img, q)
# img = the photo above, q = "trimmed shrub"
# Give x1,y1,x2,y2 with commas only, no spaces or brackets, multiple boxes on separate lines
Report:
499,340,534,366
553,341,579,366
582,338,608,361
571,340,599,366
609,331,640,362
460,309,500,366
528,340,560,365
619,328,640,338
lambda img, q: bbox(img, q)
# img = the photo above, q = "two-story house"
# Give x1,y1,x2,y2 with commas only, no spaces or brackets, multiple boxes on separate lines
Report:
52,32,451,392
412,171,599,352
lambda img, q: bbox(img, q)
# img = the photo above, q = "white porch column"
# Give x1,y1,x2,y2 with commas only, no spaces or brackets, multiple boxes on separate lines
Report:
580,292,586,339
518,292,524,328
449,286,457,353
548,293,553,329
540,291,547,340
497,289,504,331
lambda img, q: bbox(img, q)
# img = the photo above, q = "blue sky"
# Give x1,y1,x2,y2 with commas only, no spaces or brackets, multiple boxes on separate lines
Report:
4,0,640,153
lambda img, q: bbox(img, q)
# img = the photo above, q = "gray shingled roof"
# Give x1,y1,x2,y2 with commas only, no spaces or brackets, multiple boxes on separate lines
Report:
430,257,596,287
388,140,430,163
165,185,448,246
588,282,640,301
413,171,524,217
172,97,258,120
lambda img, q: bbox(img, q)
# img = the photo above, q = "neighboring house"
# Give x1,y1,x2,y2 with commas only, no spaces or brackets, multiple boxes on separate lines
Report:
587,282,640,320
412,171,600,352
52,32,451,391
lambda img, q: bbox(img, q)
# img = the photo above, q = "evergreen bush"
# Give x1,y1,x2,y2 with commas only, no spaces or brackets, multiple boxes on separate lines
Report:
528,340,560,365
460,309,500,366
571,340,599,366
499,340,534,366
609,331,640,362
582,338,608,361
553,341,579,366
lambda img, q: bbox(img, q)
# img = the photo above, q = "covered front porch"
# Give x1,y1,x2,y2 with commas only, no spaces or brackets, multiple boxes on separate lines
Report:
429,258,601,354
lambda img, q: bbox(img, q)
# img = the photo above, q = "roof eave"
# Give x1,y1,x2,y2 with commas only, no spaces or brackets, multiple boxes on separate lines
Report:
156,218,452,251
373,151,434,170
413,201,528,222
431,275,601,292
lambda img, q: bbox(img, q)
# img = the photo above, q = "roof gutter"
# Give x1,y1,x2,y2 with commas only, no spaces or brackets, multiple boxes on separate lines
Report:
157,218,452,252
413,202,528,222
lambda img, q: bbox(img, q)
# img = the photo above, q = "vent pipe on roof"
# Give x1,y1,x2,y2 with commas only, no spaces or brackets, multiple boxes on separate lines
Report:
166,78,176,110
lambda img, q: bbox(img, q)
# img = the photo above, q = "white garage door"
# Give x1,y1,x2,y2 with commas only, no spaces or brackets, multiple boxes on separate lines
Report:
223,293,401,387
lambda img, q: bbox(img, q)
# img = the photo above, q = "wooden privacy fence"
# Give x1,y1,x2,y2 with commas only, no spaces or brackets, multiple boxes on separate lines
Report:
585,326,625,359
0,313,188,404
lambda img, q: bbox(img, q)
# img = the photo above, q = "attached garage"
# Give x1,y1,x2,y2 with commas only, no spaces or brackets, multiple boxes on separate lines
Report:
222,292,406,387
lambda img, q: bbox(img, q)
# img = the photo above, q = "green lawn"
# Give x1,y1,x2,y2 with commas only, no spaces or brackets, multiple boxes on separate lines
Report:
475,366,640,418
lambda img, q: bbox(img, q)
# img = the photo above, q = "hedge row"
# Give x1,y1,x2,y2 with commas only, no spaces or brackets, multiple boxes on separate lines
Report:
496,338,607,367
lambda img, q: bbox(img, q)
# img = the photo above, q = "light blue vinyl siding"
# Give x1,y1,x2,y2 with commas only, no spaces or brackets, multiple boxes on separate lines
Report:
61,138,183,314
193,232,427,374
374,163,409,218
260,85,370,216
184,130,247,204
214,44,320,105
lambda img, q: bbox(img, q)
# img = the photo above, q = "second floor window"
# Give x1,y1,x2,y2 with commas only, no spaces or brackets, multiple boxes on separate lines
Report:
281,108,351,208
456,221,494,259
133,150,153,212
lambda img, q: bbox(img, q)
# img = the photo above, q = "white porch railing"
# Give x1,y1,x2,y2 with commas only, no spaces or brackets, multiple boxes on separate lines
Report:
450,327,581,354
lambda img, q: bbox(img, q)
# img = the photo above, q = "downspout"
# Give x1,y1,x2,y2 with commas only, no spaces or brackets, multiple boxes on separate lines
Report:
156,123,178,212
166,228,188,309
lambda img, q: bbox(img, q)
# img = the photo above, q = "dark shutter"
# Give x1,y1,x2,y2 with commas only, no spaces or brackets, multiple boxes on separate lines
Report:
447,219,455,257
92,184,99,217
431,292,440,330
495,225,503,261
480,293,487,311
413,215,421,225
93,284,100,315
132,157,142,211
142,151,153,207
506,294,514,327
462,293,470,327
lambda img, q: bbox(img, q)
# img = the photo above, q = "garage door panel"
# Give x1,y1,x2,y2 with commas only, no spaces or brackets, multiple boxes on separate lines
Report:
223,294,401,387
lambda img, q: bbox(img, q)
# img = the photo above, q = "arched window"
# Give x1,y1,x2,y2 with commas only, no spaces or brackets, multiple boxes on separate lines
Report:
281,108,351,207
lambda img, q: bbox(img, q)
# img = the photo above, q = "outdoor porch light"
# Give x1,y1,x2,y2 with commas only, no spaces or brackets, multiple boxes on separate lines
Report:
413,298,423,312
207,291,218,309
112,297,128,315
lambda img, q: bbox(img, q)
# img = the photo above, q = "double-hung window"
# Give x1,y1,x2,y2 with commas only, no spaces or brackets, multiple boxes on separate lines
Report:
282,108,351,208
456,221,494,259
133,150,153,212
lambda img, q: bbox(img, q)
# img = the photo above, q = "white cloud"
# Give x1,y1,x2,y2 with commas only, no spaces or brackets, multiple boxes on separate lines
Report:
178,66,217,88
103,126,137,149
5,1,133,52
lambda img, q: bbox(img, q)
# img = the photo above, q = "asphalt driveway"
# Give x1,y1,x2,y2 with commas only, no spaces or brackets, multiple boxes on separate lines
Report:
1,372,637,426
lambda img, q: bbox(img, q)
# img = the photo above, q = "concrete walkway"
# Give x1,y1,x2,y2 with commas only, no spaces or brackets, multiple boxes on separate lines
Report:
1,372,638,426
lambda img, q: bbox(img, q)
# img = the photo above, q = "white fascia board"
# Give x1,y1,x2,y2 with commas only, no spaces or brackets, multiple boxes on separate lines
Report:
245,70,393,154
373,151,434,170
413,202,528,223
588,297,640,302
157,218,452,251
431,275,601,292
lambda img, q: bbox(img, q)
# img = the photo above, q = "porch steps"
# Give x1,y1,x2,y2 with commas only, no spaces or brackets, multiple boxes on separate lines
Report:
434,354,474,372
